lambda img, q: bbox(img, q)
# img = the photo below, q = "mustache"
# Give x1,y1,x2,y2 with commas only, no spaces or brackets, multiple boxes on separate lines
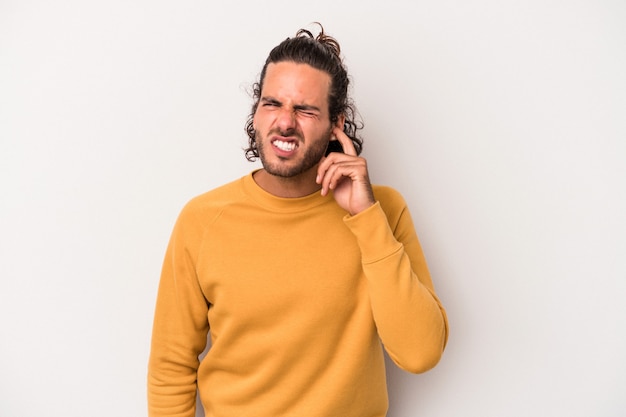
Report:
269,127,302,139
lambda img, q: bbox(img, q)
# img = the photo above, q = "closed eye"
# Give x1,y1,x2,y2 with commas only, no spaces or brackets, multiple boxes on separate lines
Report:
261,98,281,108
294,105,320,118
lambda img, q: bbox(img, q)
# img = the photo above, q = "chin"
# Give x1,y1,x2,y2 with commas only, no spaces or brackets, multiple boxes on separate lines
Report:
258,141,326,179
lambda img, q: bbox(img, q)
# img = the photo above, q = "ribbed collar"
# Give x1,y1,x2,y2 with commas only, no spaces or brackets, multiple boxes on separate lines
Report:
241,170,336,213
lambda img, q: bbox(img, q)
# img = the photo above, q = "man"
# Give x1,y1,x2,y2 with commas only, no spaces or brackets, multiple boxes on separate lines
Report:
148,24,448,417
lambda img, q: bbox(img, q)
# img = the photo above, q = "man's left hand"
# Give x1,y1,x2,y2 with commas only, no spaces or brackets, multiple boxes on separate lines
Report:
316,127,376,216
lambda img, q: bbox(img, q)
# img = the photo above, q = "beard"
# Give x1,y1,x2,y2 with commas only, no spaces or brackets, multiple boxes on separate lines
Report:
256,129,331,178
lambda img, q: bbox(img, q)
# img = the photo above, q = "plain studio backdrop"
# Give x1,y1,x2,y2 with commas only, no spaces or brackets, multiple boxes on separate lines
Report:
1,1,625,416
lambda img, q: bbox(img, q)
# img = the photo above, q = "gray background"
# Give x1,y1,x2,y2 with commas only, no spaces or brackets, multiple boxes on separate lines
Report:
1,1,625,416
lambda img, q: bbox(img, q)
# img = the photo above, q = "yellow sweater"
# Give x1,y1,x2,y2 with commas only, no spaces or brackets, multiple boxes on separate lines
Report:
148,172,448,417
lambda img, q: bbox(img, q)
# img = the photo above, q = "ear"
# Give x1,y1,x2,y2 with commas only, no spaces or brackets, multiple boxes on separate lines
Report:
335,113,346,130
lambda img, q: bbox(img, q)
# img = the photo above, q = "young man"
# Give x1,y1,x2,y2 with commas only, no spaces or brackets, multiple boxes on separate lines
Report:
148,25,448,417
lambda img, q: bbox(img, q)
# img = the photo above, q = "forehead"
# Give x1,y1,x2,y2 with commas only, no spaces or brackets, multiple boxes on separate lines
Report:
262,62,331,108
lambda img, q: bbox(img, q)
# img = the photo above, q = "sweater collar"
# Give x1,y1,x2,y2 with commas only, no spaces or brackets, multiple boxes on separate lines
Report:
241,170,335,213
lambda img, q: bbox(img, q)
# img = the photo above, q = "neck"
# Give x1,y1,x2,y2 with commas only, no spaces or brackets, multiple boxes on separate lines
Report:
253,168,321,198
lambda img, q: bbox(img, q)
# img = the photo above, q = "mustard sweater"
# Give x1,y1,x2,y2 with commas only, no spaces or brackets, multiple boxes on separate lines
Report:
148,172,448,417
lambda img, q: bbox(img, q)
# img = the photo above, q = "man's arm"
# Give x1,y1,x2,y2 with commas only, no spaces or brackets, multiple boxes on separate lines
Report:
345,192,449,373
317,128,448,372
148,205,210,417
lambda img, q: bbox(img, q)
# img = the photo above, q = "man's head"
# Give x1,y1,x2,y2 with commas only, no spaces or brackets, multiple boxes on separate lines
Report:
245,24,363,162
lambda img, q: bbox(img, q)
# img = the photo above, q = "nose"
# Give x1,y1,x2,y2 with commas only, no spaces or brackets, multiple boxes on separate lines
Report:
276,107,296,133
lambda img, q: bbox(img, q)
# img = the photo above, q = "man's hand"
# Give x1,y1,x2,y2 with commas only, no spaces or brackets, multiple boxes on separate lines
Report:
316,127,376,215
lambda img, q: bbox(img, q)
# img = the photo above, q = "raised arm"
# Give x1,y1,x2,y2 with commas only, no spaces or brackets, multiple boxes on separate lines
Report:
317,127,448,372
345,190,448,372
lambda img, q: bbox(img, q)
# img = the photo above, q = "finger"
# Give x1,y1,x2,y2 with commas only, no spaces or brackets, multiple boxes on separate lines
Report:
322,160,360,193
319,159,350,195
318,157,338,194
321,159,341,191
332,126,357,156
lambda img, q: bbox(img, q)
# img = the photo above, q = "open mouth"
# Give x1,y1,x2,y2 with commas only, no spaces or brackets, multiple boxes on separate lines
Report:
272,139,298,152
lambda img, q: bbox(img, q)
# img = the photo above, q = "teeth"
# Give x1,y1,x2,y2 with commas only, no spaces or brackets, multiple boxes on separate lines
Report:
273,140,297,152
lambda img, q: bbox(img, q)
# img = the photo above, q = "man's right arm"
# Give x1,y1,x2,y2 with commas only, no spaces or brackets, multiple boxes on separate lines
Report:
148,204,210,417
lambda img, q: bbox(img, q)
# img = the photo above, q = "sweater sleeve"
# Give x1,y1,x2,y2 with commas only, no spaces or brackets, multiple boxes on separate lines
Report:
147,203,210,417
343,190,448,373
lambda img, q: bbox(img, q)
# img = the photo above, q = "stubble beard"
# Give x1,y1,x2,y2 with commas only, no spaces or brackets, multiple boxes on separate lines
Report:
256,129,331,178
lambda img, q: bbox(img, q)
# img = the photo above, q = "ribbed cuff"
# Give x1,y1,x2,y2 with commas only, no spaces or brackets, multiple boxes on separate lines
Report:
343,202,403,264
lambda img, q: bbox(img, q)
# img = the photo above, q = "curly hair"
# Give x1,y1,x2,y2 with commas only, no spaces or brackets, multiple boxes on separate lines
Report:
244,23,363,161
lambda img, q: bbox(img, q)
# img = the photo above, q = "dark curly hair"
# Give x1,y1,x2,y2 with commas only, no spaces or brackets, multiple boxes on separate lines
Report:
244,23,363,161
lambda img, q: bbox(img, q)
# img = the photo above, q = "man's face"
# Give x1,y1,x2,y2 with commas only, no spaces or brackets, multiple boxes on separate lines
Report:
253,61,334,179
